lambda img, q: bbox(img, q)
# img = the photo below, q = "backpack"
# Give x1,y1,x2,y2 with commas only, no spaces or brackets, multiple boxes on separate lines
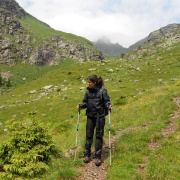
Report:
86,86,109,116
99,87,109,116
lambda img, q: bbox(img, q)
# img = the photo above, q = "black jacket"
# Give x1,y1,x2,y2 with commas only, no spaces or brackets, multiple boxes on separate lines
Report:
81,86,111,117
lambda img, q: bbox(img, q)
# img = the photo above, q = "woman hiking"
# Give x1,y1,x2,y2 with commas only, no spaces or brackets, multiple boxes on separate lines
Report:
78,75,112,166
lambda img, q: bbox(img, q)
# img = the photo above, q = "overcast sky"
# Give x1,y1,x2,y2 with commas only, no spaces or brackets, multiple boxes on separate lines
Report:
16,0,180,47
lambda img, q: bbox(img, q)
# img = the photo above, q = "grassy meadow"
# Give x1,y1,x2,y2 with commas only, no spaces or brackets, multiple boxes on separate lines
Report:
0,41,180,179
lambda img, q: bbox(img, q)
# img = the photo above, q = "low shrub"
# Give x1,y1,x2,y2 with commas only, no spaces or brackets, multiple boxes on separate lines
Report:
0,119,58,179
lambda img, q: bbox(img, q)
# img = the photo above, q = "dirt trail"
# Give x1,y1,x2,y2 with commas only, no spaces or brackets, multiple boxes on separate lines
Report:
148,97,180,151
76,98,180,180
76,125,154,180
139,97,180,175
76,129,122,180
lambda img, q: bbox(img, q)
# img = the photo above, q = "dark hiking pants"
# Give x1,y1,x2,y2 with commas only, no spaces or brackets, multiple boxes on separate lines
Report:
84,115,105,159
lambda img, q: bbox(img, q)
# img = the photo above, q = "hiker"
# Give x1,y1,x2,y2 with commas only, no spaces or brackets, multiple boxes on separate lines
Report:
78,75,112,166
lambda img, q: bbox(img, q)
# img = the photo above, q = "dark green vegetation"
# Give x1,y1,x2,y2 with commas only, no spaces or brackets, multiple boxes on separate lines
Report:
0,119,58,179
0,40,180,179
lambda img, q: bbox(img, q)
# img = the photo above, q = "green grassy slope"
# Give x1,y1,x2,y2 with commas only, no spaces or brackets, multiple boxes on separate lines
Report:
0,41,180,179
19,15,94,45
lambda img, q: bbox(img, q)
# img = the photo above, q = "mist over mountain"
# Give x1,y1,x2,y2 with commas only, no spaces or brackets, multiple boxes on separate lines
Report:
93,37,128,57
93,36,148,57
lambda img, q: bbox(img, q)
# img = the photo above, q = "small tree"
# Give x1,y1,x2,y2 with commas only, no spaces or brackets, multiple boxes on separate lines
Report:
0,119,58,179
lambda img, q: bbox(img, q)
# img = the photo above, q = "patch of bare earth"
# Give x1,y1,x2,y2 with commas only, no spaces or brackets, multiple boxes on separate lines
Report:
75,130,121,180
76,122,156,180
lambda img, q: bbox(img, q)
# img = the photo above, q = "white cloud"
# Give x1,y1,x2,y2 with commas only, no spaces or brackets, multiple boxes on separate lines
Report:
16,0,180,47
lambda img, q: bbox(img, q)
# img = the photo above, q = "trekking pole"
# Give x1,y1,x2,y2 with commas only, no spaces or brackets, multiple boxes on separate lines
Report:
74,104,80,160
108,109,112,166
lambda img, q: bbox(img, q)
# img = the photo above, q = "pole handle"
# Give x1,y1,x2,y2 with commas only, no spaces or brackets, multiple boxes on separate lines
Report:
108,123,110,130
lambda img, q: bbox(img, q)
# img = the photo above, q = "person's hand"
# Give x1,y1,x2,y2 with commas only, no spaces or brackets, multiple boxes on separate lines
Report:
77,104,82,110
108,105,112,110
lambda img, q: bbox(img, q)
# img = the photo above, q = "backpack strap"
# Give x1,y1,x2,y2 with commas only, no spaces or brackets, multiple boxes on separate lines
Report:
99,87,104,101
100,86,109,116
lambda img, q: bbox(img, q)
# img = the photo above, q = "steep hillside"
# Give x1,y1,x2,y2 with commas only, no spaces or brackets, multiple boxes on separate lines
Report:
144,23,180,46
124,23,180,60
0,0,103,66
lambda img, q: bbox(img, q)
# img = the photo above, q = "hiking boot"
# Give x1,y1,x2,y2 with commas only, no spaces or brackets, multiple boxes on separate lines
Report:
84,156,90,163
95,158,101,166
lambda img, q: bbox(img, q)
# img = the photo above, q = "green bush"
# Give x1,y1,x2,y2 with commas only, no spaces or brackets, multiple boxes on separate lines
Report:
0,119,58,179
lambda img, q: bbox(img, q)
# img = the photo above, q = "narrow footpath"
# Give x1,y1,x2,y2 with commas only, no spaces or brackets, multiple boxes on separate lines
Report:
76,97,180,180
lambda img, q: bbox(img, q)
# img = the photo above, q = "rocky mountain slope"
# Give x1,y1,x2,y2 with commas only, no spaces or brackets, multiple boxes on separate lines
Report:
124,23,180,60
0,0,103,66
144,23,180,45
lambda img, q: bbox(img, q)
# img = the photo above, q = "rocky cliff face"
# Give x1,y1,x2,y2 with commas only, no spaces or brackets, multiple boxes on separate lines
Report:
0,0,103,66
